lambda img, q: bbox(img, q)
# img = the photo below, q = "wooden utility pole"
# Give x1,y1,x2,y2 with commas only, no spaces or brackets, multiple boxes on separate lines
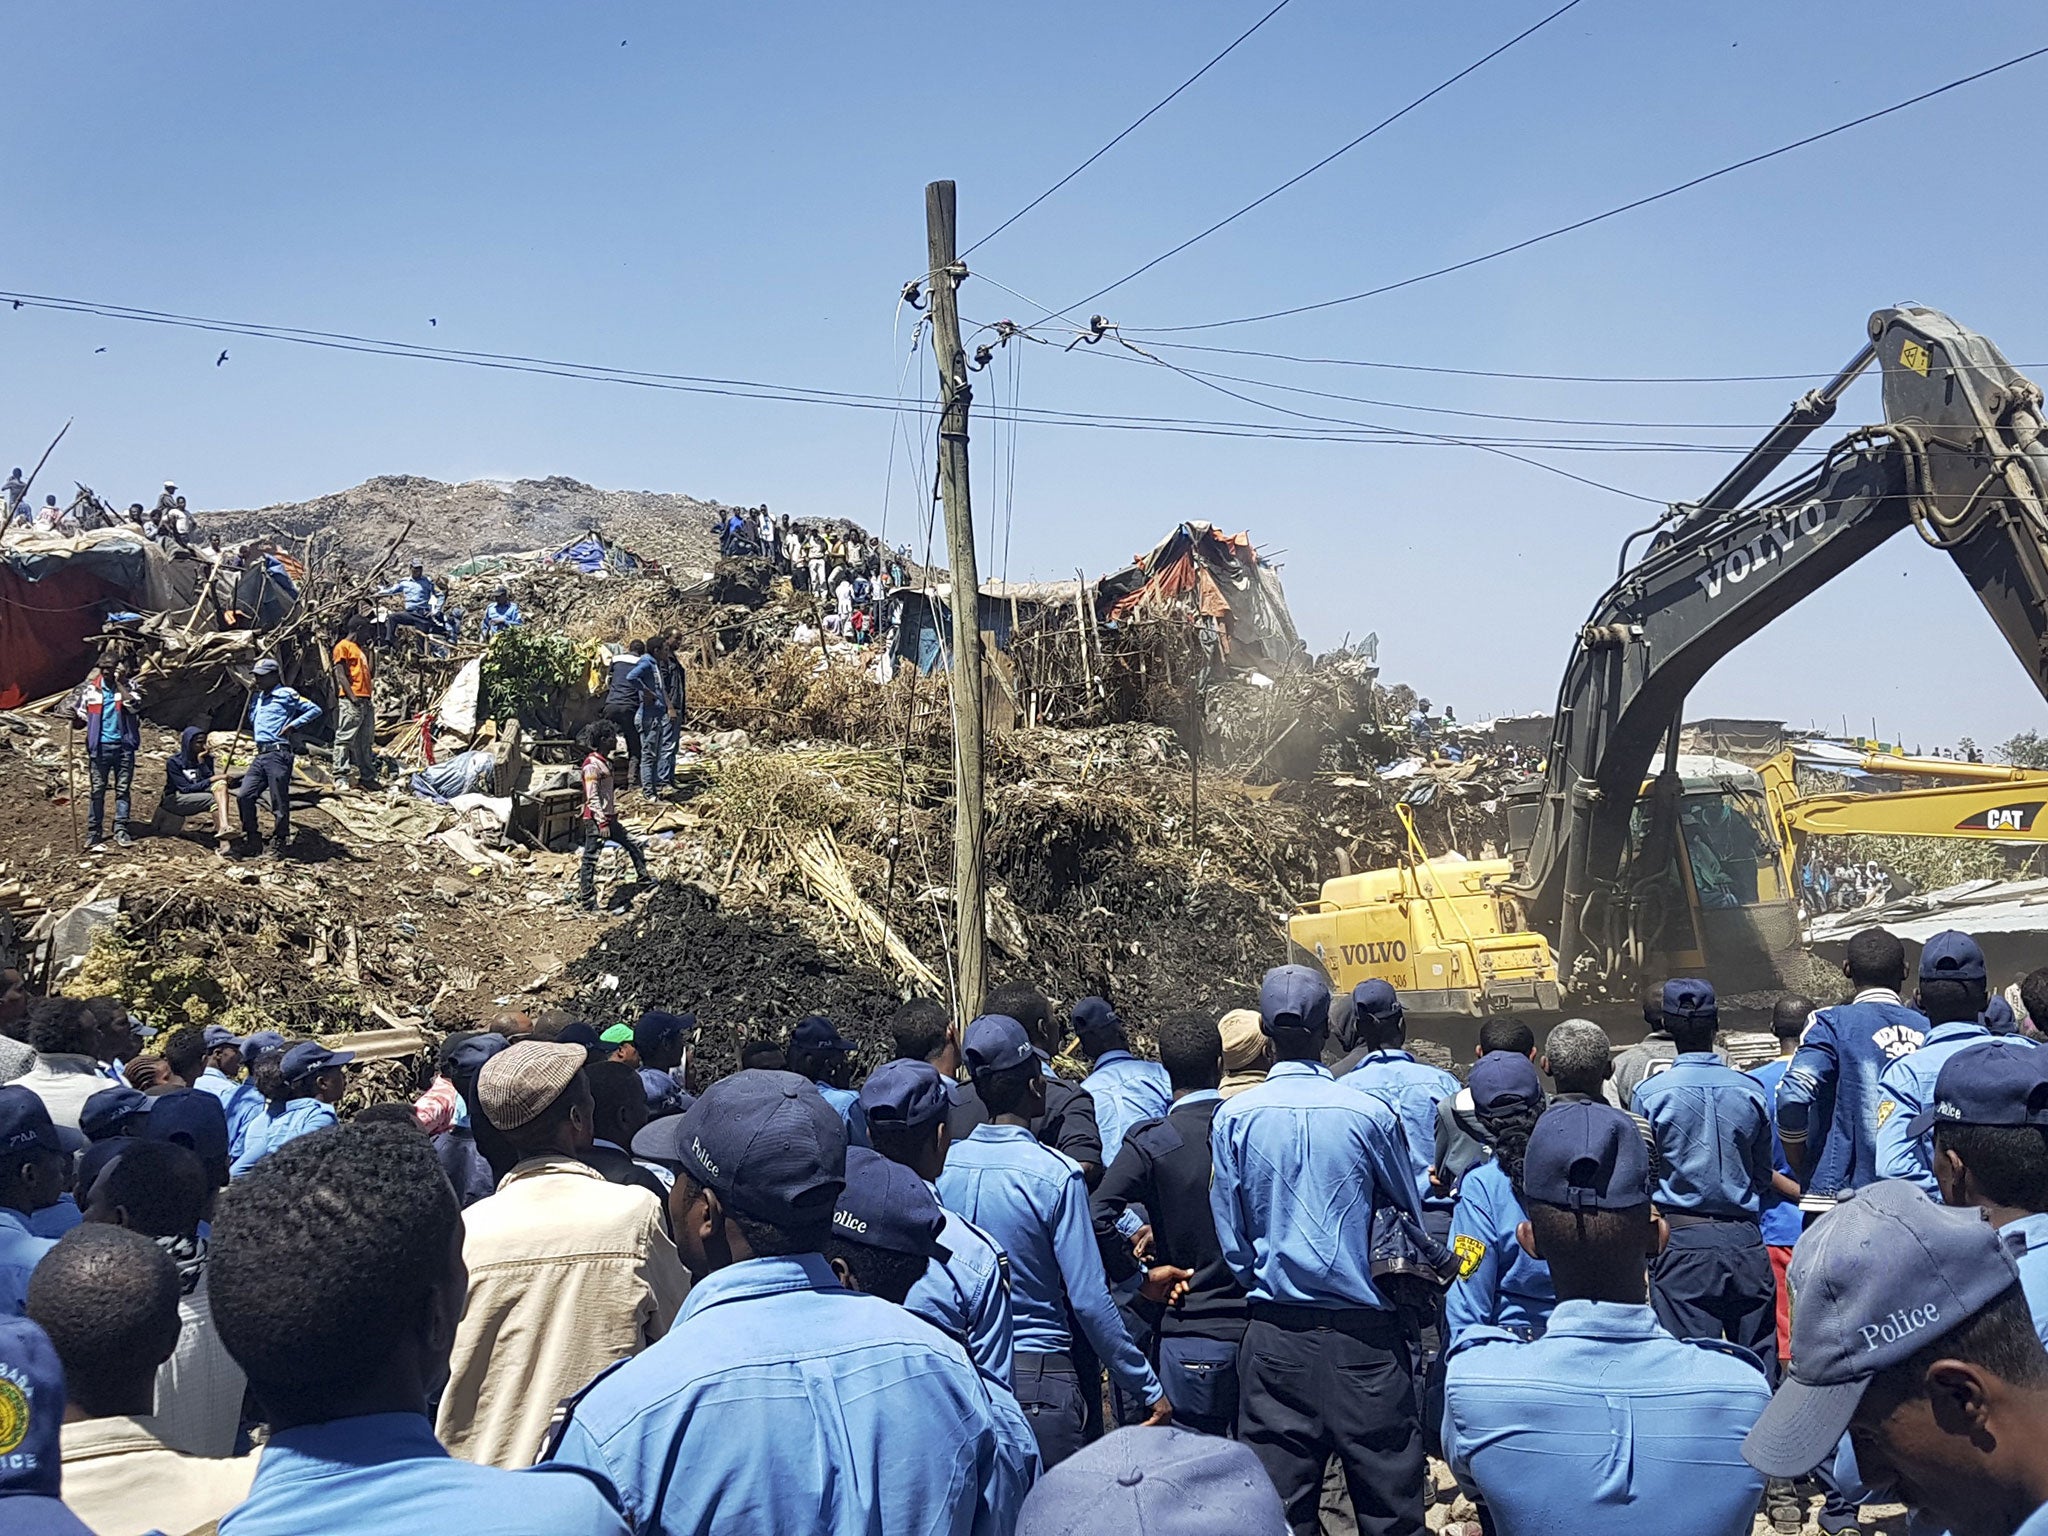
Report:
925,180,988,1025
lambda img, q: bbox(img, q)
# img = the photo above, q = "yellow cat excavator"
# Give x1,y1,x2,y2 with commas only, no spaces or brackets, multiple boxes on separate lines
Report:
1290,306,2048,1018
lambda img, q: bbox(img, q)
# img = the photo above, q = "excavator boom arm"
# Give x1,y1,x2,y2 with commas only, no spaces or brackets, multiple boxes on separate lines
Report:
1510,307,2048,986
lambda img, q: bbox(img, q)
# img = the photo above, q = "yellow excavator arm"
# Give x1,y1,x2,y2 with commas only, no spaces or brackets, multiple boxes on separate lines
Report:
1763,748,2048,865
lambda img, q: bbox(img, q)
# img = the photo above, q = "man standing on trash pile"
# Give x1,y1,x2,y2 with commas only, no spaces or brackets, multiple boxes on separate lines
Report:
329,614,378,795
234,658,320,859
73,658,142,851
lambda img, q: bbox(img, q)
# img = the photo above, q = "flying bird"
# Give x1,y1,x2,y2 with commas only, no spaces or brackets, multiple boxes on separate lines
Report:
216,350,229,366
10,300,19,309
429,318,437,327
94,347,106,353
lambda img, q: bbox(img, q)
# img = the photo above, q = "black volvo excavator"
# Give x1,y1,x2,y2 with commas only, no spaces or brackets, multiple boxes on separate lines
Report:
1289,306,2048,1016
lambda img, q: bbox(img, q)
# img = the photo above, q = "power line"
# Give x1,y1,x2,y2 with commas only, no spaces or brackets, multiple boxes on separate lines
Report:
1132,40,2048,332
1061,0,1588,315
959,0,1298,260
1129,338,1856,384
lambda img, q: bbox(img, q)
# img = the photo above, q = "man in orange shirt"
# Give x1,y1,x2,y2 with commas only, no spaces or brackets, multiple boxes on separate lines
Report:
329,615,378,792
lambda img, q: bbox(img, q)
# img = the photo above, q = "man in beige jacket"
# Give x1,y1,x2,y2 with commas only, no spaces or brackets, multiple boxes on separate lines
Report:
27,1224,255,1536
437,1040,689,1468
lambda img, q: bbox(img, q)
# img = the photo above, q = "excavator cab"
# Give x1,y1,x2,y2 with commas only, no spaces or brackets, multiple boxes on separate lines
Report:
1621,759,1800,994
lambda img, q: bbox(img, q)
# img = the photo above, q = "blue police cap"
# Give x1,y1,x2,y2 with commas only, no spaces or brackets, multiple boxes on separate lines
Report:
0,1316,67,1504
657,1068,846,1223
790,1015,855,1054
1258,965,1331,1037
1351,979,1402,1022
1468,1051,1543,1115
1015,1423,1288,1536
1920,929,1988,984
963,1015,1035,1076
1523,1101,1650,1211
240,1030,286,1058
442,1032,509,1079
280,1042,354,1087
139,1089,231,1171
1906,1037,2048,1138
1661,978,1717,1022
633,1009,697,1054
0,1086,65,1158
1070,997,1122,1047
553,1022,602,1051
858,1058,952,1133
1745,1180,2018,1478
79,1085,152,1143
200,1025,244,1051
639,1066,687,1119
1984,994,2018,1034
832,1147,949,1260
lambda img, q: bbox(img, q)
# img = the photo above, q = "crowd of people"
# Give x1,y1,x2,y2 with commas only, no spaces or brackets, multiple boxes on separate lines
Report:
721,506,909,646
3,476,197,544
6,929,2048,1535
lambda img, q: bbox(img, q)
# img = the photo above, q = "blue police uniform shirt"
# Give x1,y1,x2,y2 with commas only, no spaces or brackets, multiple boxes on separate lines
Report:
548,1253,1035,1536
221,1410,627,1536
248,687,321,747
1340,1048,1463,1210
1631,1053,1774,1217
2000,1212,2048,1348
937,1122,1162,1404
1443,1299,1771,1536
1747,1056,1804,1247
230,1097,337,1178
905,1188,1016,1388
197,1066,264,1163
1209,1058,1426,1310
481,600,522,635
1777,992,1928,1202
814,1083,870,1149
1445,1158,1554,1346
1079,1050,1171,1166
1875,1021,2027,1192
0,1206,58,1316
27,1194,81,1239
381,575,435,615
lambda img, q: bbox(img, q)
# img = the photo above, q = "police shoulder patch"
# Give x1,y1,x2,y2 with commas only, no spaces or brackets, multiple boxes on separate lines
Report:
1452,1233,1487,1280
1876,1100,1897,1128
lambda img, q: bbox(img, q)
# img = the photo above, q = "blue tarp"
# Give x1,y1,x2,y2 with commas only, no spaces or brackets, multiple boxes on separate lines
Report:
550,533,642,573
890,590,1018,675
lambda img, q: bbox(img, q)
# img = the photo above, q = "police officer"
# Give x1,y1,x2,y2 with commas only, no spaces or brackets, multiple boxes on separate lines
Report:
1777,926,1929,1209
1444,1101,1771,1536
786,1014,870,1149
1876,931,2032,1190
859,1056,1017,1385
550,1070,1026,1533
1072,997,1170,1166
938,1015,1168,1469
233,658,321,858
1916,1037,2048,1341
1336,980,1460,1235
950,983,1105,1185
1090,1013,1248,1438
1209,965,1428,1535
1444,1051,1555,1347
1741,1181,2048,1536
1631,980,1778,1377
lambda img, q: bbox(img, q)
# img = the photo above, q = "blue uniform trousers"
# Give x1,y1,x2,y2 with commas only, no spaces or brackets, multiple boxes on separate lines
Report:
1013,1350,1089,1470
1158,1335,1241,1437
1237,1306,1424,1536
1649,1216,1777,1385
235,745,294,843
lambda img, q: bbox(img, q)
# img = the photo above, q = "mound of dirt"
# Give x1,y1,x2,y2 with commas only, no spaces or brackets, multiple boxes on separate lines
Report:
209,474,741,574
567,881,910,1073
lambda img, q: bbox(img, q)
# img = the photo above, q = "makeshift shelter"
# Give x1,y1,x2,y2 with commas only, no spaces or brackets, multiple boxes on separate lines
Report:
1095,522,1302,675
889,587,1027,675
0,529,205,707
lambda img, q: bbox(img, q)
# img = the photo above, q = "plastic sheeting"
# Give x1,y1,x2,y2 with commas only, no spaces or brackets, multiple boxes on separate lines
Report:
1096,521,1302,673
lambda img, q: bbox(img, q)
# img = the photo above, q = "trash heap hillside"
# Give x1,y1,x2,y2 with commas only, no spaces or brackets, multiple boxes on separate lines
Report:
0,493,1525,1081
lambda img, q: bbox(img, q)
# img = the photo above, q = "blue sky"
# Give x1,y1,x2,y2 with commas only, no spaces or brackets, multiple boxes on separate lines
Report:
5,2,2045,750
